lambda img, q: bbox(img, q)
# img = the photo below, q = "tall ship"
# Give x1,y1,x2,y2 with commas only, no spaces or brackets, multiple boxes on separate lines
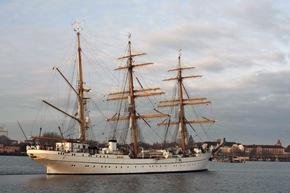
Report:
26,21,222,174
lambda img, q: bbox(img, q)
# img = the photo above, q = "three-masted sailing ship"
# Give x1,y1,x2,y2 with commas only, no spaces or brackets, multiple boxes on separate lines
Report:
26,22,221,174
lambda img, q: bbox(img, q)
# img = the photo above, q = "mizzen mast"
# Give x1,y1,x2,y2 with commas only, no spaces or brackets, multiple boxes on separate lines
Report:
158,49,216,152
31,20,89,143
73,20,86,143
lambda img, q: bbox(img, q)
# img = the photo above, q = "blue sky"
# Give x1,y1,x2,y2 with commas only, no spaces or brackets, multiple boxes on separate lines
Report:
1,0,290,146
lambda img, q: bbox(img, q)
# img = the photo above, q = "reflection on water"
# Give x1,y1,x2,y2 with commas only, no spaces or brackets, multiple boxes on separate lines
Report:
1,156,290,193
26,172,215,193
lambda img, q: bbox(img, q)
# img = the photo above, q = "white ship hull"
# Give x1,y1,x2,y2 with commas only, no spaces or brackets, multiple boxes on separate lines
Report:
27,149,211,175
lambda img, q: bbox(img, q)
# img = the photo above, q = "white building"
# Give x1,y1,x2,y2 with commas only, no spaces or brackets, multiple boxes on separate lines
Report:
0,125,8,137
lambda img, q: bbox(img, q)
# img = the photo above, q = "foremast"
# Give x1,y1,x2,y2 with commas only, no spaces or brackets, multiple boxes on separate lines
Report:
107,34,169,158
158,49,216,152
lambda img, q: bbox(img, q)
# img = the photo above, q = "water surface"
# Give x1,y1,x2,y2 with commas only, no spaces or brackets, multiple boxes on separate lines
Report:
0,156,289,193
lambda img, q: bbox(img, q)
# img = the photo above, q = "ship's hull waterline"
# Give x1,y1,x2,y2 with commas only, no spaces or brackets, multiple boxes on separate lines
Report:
27,149,211,175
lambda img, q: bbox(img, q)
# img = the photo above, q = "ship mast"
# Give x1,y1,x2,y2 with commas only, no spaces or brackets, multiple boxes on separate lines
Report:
73,20,86,143
177,49,186,151
158,49,216,152
31,20,89,143
107,34,169,158
127,34,138,158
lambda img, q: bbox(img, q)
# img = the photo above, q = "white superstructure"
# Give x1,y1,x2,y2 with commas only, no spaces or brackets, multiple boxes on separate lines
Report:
27,141,211,174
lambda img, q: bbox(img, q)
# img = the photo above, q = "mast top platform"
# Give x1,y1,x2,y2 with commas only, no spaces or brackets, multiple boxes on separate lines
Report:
128,32,131,41
178,48,182,57
72,19,84,33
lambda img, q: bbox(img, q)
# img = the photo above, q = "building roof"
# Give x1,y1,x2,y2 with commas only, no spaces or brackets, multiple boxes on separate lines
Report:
243,144,284,149
276,139,282,146
285,145,290,152
203,141,239,147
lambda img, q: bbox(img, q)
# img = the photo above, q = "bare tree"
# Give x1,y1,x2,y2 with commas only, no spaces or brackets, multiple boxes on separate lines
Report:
0,135,12,146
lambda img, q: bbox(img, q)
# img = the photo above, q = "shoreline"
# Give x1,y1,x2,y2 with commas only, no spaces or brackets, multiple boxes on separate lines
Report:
0,152,27,156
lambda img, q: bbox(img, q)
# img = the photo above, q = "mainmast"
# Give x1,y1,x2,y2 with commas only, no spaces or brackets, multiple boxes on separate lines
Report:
127,34,138,158
177,49,186,151
107,34,168,158
158,49,216,152
73,20,86,143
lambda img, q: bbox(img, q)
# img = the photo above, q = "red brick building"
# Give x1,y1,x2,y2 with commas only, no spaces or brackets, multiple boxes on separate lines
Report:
243,139,285,160
0,144,20,153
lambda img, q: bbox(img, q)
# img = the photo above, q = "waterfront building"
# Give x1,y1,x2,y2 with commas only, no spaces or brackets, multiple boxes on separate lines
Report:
243,139,285,161
0,144,20,153
0,125,8,137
